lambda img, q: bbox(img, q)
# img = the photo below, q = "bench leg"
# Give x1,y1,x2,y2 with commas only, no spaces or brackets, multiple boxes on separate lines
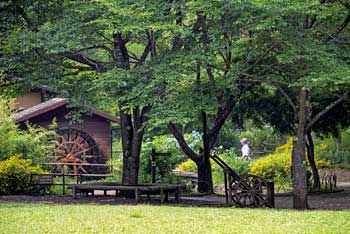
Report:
175,189,180,202
135,189,139,203
104,190,107,196
72,186,77,199
165,192,169,202
160,188,164,204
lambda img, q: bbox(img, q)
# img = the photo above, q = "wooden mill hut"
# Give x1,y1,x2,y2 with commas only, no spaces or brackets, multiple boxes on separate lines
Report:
14,92,120,174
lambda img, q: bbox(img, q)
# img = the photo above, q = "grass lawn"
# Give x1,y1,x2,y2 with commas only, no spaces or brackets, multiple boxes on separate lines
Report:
0,203,349,234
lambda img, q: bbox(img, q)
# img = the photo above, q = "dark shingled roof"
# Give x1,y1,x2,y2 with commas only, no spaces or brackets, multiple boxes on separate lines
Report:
14,98,120,124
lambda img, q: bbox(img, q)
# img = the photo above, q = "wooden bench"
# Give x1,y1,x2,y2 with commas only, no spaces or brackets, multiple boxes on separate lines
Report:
30,174,55,194
68,183,186,203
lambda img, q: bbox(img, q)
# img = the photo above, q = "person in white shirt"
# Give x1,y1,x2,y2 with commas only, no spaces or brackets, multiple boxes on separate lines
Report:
240,138,252,162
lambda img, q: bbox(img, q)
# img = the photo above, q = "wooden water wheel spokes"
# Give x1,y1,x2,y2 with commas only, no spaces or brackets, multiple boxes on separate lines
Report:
230,174,267,208
53,128,99,174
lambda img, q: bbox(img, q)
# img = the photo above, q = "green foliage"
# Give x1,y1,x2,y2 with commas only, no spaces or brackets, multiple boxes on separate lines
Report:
105,157,123,183
239,122,280,149
212,151,250,185
221,151,251,176
250,138,330,190
139,135,187,183
0,98,58,163
318,150,350,169
250,150,291,182
315,131,350,169
1,0,350,196
46,177,73,195
0,155,44,195
178,149,250,185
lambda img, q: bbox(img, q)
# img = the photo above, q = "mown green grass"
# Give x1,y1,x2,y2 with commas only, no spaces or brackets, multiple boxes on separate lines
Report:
0,203,349,234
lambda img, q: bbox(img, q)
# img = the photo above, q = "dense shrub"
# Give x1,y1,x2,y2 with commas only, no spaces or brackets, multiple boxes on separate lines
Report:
313,131,350,169
0,155,44,195
250,151,291,182
139,135,187,183
0,98,57,163
250,138,330,183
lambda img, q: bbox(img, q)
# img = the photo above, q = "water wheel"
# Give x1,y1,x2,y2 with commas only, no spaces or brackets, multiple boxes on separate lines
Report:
54,128,99,175
230,174,268,208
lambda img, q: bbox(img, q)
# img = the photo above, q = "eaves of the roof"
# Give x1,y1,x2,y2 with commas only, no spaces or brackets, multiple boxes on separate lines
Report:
14,98,120,124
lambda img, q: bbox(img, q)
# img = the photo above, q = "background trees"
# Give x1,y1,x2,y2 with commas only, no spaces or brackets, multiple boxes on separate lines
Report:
242,0,350,208
1,0,350,209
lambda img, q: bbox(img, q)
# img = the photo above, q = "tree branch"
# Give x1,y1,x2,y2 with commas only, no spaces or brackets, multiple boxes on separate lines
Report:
139,39,152,63
333,12,350,36
274,84,297,115
168,123,200,162
206,66,216,87
306,91,349,131
62,52,106,72
245,44,277,73
207,95,236,149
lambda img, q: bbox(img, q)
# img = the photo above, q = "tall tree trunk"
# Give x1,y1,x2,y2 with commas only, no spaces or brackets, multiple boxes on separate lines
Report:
196,155,213,193
292,89,309,209
120,108,145,185
306,131,320,191
114,33,146,185
197,111,213,193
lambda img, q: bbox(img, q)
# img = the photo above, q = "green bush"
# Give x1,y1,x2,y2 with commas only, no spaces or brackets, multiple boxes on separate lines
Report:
250,138,330,191
249,139,293,192
47,177,73,195
317,150,350,169
212,151,250,185
0,98,58,163
0,155,44,195
139,135,187,183
250,151,291,182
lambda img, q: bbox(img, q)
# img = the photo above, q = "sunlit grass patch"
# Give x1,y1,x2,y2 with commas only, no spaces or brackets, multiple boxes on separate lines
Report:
0,203,349,234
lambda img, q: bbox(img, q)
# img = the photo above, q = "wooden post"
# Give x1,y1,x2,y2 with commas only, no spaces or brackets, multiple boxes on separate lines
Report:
224,172,229,205
151,149,156,183
62,172,66,195
151,149,171,183
267,182,275,208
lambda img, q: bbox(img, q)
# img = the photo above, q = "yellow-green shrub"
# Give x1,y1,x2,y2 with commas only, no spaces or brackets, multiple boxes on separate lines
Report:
177,158,218,173
0,155,44,195
250,138,293,182
250,152,291,182
177,159,197,172
250,138,331,182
